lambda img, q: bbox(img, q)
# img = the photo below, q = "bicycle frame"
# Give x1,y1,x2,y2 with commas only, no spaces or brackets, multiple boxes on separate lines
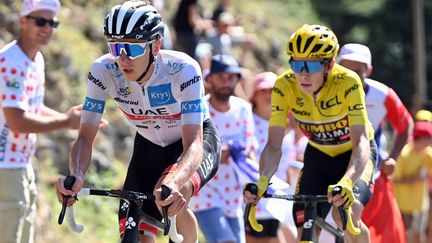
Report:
58,187,184,243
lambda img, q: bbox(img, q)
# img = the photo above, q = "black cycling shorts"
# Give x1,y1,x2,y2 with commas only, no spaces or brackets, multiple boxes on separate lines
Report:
118,118,221,234
292,140,377,228
245,219,280,237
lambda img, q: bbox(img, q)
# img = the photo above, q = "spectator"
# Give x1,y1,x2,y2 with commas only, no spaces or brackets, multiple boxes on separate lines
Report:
393,121,432,243
206,12,255,64
416,109,432,122
149,0,173,50
0,1,82,242
338,43,413,171
172,0,213,59
190,54,254,243
211,0,231,22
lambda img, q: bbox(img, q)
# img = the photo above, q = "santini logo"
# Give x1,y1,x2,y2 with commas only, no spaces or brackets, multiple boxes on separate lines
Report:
88,72,106,90
180,75,201,91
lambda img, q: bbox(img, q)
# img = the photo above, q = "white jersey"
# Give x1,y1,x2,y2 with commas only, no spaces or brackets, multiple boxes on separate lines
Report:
82,50,209,147
364,78,411,133
0,41,44,168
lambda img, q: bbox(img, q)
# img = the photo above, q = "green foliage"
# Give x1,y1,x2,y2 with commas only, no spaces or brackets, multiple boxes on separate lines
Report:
312,0,431,109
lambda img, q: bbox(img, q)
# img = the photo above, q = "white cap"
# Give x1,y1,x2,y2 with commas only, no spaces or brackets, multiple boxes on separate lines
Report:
338,43,372,67
21,0,61,16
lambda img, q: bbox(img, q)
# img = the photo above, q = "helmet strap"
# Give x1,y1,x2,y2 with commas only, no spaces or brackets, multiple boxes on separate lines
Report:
136,43,155,84
312,59,331,96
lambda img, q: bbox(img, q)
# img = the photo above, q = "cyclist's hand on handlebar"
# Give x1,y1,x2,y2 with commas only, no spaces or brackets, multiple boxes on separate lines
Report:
154,184,186,217
55,174,84,206
243,175,269,204
327,176,354,209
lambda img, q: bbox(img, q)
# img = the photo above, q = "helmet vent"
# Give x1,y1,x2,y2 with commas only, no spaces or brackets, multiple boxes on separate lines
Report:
296,35,302,52
304,36,314,52
323,45,333,53
288,42,293,52
311,44,323,53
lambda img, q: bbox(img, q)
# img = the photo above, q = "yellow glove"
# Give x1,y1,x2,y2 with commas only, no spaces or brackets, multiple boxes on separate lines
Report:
255,175,269,197
328,176,354,208
243,175,269,233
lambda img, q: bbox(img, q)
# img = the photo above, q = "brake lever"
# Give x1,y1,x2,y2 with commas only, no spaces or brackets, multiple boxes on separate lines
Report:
243,183,264,232
331,186,347,231
58,175,76,225
160,185,172,236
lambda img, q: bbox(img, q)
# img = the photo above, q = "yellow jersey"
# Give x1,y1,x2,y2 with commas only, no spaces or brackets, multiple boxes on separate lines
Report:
270,64,374,156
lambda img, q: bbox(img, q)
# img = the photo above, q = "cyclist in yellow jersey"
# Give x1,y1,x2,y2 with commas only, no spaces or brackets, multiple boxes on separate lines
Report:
244,24,377,243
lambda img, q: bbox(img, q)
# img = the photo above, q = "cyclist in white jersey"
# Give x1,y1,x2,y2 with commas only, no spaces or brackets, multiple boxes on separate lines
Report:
56,1,221,242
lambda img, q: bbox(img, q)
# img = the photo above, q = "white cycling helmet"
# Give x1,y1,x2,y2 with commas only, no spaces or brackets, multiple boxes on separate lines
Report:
104,0,165,41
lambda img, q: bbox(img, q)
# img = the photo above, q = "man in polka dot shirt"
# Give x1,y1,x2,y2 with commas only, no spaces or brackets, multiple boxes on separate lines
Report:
189,54,257,243
0,1,82,242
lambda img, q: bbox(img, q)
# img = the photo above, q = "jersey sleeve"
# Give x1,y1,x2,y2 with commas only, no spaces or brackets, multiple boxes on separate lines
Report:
384,88,413,133
344,76,369,126
81,61,109,126
176,61,206,125
0,58,30,111
269,77,289,128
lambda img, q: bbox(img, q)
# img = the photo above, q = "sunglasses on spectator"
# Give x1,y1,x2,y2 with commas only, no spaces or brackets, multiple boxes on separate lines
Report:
108,41,154,60
26,16,59,28
289,60,328,74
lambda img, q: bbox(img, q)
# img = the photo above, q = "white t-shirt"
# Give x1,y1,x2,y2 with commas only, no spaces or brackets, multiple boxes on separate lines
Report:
0,41,44,168
190,96,256,218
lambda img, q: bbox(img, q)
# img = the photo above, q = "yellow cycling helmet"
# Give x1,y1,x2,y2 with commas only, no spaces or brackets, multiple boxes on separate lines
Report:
286,24,339,59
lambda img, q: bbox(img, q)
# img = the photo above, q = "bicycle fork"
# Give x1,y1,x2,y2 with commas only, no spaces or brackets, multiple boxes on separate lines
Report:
122,200,141,243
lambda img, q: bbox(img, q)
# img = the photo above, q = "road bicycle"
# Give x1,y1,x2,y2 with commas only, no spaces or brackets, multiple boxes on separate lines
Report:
58,175,183,243
244,184,361,243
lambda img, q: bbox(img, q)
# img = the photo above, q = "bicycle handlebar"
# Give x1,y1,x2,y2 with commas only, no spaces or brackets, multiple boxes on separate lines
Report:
58,178,184,242
244,184,361,236
63,188,184,242
331,187,361,236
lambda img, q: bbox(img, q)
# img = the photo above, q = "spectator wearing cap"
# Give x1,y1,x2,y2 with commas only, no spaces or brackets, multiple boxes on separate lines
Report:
415,109,432,123
337,43,413,175
0,1,82,242
319,43,414,243
190,54,255,243
393,121,432,243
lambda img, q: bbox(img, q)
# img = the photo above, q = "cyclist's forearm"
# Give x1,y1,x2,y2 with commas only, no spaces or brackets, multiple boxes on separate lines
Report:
345,136,370,183
69,136,93,177
259,144,282,179
168,140,203,189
